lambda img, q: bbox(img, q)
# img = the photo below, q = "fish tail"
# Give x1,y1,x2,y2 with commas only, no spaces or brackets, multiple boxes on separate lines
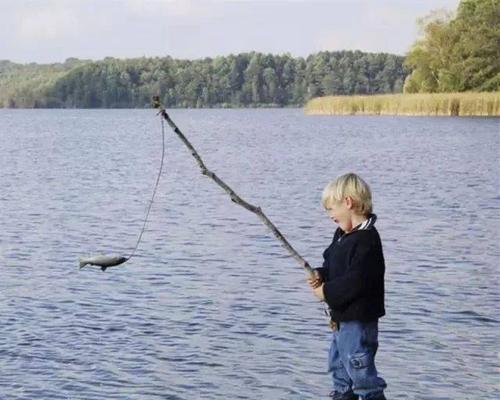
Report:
79,257,88,269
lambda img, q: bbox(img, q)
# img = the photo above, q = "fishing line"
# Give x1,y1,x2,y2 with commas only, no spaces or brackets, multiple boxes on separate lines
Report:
127,117,165,261
79,117,165,271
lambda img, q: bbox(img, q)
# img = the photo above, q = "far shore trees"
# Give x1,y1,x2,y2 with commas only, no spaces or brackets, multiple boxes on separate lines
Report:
0,51,405,109
404,0,500,93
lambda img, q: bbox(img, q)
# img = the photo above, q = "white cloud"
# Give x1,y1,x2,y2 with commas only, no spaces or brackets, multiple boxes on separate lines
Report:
124,0,208,18
0,0,461,63
16,0,81,41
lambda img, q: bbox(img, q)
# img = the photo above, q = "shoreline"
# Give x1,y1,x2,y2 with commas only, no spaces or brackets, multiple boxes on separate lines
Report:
304,92,500,117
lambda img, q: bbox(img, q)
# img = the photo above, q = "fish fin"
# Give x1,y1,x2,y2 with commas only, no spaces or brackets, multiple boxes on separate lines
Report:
101,266,107,272
79,257,88,269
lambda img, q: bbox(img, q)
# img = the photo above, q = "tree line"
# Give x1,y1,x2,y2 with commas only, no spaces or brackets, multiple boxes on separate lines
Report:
0,51,407,108
2,0,496,109
404,0,499,93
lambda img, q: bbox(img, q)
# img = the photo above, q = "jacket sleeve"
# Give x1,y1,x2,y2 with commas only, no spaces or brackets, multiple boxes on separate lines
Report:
316,228,342,281
322,236,374,309
315,266,328,281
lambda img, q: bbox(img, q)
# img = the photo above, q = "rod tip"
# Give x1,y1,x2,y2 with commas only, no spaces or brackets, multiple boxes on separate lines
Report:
152,96,161,109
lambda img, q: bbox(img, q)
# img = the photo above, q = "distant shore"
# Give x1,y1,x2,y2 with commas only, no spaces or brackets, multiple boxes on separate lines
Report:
304,92,500,117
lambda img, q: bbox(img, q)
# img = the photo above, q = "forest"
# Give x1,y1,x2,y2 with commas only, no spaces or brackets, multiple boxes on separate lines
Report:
0,51,406,108
1,0,497,108
404,0,499,93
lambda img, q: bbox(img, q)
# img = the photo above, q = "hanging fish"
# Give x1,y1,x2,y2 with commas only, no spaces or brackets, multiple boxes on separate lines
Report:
79,109,166,272
79,254,128,271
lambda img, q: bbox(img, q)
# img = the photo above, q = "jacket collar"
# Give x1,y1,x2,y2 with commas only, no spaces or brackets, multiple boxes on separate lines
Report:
353,213,377,232
337,213,377,241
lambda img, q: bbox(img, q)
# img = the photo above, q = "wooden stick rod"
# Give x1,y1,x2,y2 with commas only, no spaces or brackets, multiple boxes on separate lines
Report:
152,96,315,277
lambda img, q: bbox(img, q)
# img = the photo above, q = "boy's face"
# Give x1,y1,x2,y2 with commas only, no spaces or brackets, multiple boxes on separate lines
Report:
325,197,356,233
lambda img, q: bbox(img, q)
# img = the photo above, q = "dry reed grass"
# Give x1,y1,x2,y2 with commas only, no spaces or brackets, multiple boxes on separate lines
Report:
304,92,500,116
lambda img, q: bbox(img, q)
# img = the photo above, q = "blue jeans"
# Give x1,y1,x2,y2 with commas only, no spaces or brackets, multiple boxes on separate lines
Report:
328,320,387,399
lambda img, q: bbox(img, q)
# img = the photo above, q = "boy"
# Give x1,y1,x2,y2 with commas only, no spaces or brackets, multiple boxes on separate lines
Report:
308,173,387,400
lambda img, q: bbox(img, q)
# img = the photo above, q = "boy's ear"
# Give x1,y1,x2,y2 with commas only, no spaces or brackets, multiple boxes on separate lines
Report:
345,196,353,209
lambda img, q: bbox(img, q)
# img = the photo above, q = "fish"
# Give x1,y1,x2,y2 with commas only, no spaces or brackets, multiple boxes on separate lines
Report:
79,254,128,271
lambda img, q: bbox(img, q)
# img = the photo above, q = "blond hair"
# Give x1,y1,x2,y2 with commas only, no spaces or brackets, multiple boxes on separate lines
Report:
322,173,373,215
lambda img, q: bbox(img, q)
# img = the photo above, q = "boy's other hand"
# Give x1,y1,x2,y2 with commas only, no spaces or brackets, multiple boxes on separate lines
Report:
312,283,325,301
307,270,323,289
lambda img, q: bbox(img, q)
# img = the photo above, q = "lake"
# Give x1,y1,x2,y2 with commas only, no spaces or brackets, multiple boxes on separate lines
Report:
0,109,498,399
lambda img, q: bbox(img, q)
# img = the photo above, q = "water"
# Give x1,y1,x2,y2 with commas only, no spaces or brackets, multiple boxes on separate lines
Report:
0,109,498,399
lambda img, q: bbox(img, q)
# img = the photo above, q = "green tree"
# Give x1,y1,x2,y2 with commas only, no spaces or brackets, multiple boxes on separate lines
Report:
405,0,499,93
452,0,500,90
0,51,407,108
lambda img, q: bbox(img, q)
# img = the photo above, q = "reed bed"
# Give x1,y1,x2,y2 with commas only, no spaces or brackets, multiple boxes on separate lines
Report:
304,92,500,117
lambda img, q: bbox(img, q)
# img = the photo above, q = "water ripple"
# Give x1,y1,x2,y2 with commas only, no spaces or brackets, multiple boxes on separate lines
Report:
0,109,498,399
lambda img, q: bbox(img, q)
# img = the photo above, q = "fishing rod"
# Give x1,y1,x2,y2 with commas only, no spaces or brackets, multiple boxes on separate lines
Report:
79,98,317,281
151,96,316,279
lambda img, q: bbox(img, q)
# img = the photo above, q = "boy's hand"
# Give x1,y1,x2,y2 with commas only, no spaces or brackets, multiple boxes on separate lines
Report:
307,271,325,301
307,270,323,289
312,283,325,301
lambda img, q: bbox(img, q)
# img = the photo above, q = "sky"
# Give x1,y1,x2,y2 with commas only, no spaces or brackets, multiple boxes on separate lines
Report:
1,0,461,64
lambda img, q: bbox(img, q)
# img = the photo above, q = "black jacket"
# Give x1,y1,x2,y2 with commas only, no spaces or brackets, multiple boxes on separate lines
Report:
317,214,385,322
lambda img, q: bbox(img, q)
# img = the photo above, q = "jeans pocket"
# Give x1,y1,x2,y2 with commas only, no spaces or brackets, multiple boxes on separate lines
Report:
349,352,371,369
